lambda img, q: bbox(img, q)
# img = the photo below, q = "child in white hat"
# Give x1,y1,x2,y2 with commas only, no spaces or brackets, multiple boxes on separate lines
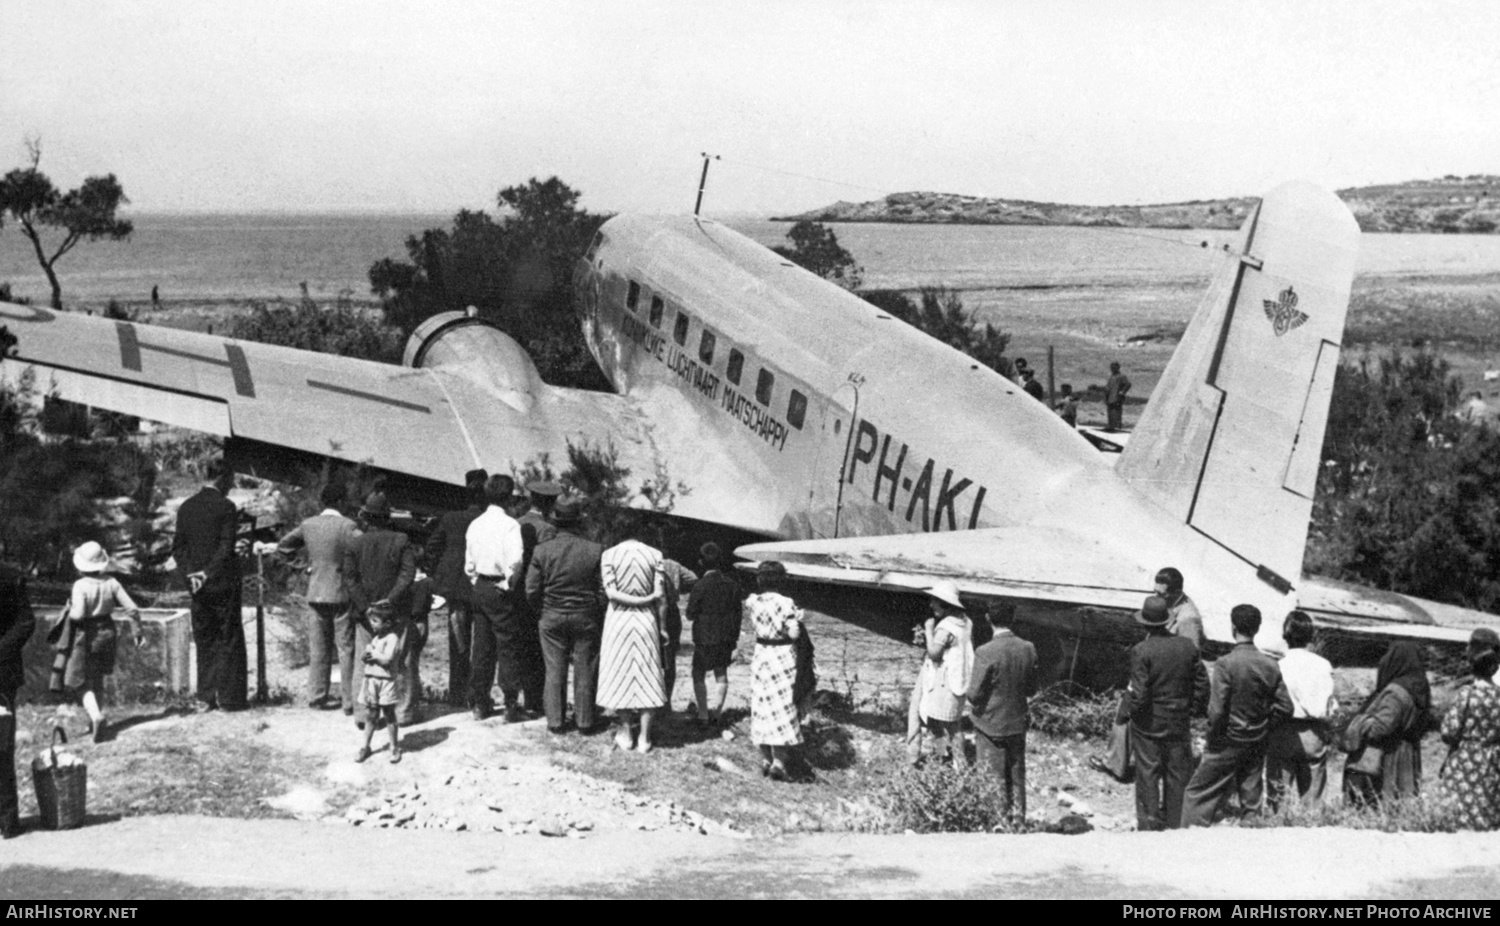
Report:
51,541,143,743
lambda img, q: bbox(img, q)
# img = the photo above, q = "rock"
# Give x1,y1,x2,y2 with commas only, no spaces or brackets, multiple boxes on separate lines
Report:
572,820,594,832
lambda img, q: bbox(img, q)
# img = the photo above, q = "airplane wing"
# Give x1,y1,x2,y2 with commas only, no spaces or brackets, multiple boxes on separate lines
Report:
737,532,1478,645
0,301,661,490
737,528,1156,612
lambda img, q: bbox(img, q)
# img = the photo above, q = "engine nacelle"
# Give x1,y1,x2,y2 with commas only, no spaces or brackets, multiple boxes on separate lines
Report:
403,311,541,413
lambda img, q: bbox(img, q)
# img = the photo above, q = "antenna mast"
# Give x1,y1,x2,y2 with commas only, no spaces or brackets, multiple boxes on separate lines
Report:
694,152,719,216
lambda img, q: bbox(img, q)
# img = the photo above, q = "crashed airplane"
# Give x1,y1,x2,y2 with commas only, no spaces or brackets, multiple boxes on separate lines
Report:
0,181,1483,652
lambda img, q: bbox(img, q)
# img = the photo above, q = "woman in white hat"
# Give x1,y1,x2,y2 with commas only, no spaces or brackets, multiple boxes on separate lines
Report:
51,541,143,742
907,580,975,768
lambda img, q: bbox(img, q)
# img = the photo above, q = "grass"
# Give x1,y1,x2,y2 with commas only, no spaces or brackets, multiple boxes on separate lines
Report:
15,697,319,825
1238,792,1460,833
1346,279,1500,351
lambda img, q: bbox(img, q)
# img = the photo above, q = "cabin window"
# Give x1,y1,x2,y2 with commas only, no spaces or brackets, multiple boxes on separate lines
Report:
649,295,664,328
756,368,774,406
626,281,640,312
726,349,744,385
787,389,807,429
699,330,716,365
674,311,690,346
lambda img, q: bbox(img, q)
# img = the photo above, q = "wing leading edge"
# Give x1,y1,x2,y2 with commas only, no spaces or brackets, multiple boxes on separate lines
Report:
0,301,661,490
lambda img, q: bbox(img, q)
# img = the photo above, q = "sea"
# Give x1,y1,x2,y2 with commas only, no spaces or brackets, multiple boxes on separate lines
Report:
2,211,1499,326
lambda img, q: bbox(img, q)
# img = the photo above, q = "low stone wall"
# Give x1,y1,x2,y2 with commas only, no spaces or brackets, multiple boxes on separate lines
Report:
21,609,193,705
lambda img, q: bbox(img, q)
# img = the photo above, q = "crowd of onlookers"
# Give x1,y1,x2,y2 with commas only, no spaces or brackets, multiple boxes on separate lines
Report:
906,565,1500,832
1,457,1496,838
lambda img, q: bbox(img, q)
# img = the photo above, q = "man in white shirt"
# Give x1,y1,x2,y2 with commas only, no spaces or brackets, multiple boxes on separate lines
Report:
1265,610,1335,808
464,475,525,721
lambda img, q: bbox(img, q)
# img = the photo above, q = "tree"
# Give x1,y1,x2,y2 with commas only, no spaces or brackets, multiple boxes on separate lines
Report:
0,144,132,309
862,287,1012,377
368,176,610,390
229,285,405,364
1307,351,1500,613
772,220,863,290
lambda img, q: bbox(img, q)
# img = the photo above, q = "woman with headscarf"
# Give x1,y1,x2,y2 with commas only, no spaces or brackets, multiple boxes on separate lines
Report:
745,561,803,780
1440,629,1500,829
1342,641,1431,808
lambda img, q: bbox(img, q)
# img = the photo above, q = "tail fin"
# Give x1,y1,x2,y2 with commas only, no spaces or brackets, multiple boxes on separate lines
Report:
1116,181,1359,592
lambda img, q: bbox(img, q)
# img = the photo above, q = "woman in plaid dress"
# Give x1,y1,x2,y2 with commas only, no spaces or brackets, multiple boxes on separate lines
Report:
746,561,803,780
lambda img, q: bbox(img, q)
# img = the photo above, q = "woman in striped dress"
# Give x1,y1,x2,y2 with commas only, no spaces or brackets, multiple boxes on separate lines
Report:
598,536,666,752
746,561,804,780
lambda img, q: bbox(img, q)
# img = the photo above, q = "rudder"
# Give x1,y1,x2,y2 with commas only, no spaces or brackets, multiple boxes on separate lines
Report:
1115,181,1359,594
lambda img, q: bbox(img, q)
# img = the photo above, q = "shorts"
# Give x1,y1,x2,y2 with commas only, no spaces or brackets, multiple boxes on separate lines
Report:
362,677,397,708
692,642,735,674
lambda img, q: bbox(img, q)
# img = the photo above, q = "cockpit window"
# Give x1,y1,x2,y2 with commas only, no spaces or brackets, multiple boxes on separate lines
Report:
674,311,690,346
626,281,640,312
699,330,716,365
756,368,774,406
726,349,744,385
585,231,604,261
649,295,664,327
787,389,807,429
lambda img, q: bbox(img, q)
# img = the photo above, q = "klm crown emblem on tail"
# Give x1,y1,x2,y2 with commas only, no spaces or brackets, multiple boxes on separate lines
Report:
1263,286,1308,336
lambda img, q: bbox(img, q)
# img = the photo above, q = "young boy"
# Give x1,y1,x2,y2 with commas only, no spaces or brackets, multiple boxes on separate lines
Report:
357,603,402,763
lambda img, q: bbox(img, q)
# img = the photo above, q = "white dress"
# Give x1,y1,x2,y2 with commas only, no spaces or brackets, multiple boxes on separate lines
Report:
597,540,666,710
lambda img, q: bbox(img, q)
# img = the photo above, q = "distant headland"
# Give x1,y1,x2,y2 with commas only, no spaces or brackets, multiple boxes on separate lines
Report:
773,175,1500,234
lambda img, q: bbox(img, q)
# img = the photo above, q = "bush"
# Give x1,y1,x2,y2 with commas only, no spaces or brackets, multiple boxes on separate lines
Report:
1308,350,1500,612
878,762,1037,833
1239,792,1460,833
1028,683,1119,740
228,287,404,364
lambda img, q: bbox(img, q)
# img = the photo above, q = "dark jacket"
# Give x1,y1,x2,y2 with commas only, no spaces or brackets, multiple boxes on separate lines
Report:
172,486,240,595
516,511,559,606
526,529,605,616
1128,630,1209,739
1207,642,1293,747
686,570,743,647
966,630,1038,739
426,504,484,604
343,526,417,620
1346,682,1423,800
0,564,35,698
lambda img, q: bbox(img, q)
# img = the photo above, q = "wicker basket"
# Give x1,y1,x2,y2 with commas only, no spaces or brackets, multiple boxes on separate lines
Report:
31,726,86,830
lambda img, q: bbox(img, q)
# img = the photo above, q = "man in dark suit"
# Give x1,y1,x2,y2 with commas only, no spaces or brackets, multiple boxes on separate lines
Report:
525,496,605,734
966,600,1038,822
1182,604,1293,827
0,560,36,838
1127,594,1210,830
425,469,486,706
172,457,247,711
512,481,561,715
343,491,416,729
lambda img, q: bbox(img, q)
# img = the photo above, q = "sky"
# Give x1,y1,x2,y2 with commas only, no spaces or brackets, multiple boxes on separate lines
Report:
2,0,1497,216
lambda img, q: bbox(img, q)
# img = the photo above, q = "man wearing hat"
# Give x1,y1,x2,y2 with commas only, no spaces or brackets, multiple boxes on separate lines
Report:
426,468,488,706
172,456,248,711
966,600,1038,821
526,495,606,733
512,480,562,714
464,475,525,721
343,491,417,729
1126,594,1209,830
